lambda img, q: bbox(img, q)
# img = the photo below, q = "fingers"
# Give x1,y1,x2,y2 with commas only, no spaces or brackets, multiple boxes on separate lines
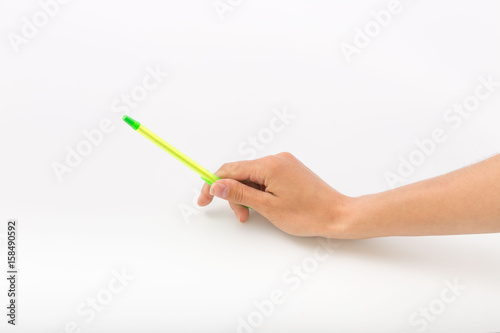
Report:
197,156,283,219
213,157,273,184
229,202,250,222
209,178,275,213
197,181,252,221
197,157,271,207
197,182,213,207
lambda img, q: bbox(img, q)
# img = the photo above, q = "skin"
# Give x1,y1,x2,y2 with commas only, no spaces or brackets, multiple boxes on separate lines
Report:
197,152,500,239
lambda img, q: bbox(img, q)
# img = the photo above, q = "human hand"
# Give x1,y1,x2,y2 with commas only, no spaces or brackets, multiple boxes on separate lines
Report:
197,152,352,238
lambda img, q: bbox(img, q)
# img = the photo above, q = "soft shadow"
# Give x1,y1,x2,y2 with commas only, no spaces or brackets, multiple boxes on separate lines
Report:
200,208,500,285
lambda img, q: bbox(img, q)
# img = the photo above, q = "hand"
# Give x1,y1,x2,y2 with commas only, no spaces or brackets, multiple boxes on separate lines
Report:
199,153,500,239
197,152,352,238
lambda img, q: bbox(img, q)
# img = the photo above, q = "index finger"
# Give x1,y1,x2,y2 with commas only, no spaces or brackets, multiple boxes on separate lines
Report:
197,157,271,206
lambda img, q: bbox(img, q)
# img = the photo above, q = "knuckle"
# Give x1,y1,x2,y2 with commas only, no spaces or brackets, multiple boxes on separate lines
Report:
218,162,235,177
277,151,294,159
266,155,283,172
231,184,245,203
220,162,231,171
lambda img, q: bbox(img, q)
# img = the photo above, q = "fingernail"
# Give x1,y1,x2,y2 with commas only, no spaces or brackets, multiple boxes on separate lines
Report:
235,211,241,222
210,182,229,199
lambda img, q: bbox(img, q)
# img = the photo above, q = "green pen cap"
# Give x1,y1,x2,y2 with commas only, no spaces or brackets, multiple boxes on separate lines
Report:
123,115,140,130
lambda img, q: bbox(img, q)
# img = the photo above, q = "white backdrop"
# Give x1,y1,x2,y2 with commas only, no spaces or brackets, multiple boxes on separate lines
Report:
1,1,500,332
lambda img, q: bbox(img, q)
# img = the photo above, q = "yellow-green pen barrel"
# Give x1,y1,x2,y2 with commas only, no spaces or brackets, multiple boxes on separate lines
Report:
137,125,219,184
123,115,219,185
123,115,251,210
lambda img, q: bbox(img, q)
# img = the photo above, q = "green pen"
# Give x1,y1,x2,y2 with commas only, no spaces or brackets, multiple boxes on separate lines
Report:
123,115,220,185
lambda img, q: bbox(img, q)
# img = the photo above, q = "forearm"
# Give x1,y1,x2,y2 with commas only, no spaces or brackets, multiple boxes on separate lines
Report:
342,154,500,239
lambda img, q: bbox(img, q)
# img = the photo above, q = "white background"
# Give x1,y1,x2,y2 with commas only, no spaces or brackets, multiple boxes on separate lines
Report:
1,0,500,332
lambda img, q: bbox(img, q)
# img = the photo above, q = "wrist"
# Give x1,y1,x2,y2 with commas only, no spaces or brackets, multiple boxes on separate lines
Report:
323,192,377,240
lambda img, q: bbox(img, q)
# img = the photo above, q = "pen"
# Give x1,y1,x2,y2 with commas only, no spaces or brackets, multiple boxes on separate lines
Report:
122,115,220,185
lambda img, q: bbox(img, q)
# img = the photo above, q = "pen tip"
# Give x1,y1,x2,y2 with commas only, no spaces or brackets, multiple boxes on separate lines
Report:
123,115,140,130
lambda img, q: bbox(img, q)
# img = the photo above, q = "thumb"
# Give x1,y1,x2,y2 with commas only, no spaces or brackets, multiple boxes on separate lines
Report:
210,179,271,211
